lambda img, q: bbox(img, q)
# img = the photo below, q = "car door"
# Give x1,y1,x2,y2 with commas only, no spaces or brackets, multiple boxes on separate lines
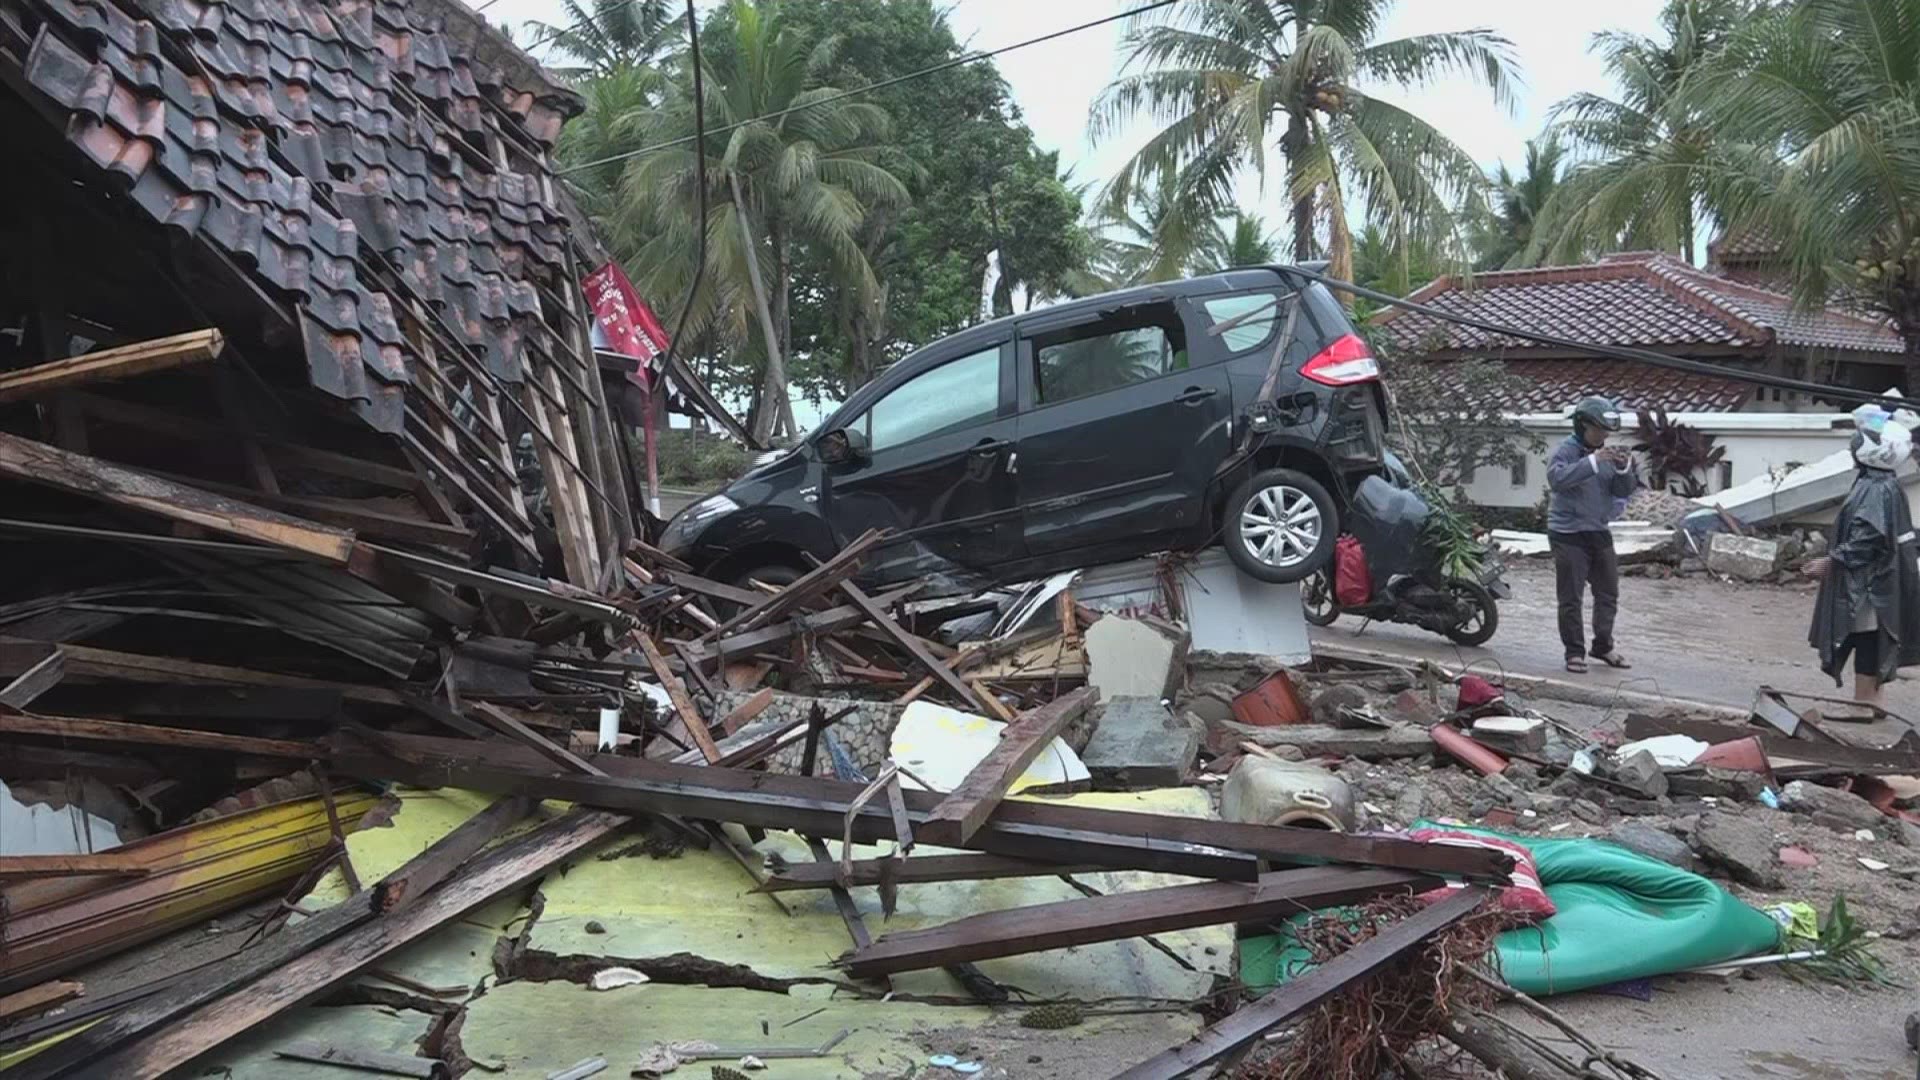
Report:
818,339,1021,584
1012,297,1232,558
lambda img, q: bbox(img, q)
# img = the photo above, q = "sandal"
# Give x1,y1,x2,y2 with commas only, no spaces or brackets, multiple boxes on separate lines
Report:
1565,657,1588,674
1594,650,1632,669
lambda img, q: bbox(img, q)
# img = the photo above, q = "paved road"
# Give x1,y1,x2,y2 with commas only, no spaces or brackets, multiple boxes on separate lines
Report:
1310,560,1920,717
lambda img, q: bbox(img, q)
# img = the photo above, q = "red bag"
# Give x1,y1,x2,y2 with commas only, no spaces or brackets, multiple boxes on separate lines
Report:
1407,827,1556,922
1333,535,1372,607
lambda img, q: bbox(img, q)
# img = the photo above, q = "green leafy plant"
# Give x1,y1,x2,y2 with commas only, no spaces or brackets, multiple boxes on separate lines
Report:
1634,408,1725,495
1787,894,1897,987
1418,483,1486,580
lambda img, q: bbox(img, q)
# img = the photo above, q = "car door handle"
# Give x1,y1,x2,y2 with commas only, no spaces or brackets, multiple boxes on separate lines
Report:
969,439,1012,455
1174,386,1217,404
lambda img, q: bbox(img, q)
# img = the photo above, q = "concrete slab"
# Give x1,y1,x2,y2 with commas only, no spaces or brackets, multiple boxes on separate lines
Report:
1080,696,1200,789
891,701,1089,795
1085,617,1187,702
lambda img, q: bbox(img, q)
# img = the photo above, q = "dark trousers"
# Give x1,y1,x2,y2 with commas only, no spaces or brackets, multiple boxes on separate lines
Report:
1550,531,1618,659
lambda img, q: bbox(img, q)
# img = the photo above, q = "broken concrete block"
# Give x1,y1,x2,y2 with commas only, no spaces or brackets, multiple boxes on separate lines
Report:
1085,617,1188,703
1080,696,1200,790
1690,811,1782,888
1221,756,1355,830
1781,780,1886,833
1470,715,1546,754
1607,821,1698,871
1310,684,1371,727
1705,534,1781,581
1606,749,1670,799
1570,798,1607,824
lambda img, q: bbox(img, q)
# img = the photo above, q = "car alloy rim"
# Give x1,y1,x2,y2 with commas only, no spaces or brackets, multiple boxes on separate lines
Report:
1240,484,1322,568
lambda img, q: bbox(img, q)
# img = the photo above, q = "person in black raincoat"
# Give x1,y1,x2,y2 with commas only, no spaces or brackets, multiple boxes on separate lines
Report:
1807,417,1920,704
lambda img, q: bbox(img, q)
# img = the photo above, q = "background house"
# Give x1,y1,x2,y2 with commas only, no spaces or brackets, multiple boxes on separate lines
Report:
1375,252,1904,510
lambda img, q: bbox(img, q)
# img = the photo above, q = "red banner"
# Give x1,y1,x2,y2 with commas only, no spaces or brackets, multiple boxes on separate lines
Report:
583,262,669,389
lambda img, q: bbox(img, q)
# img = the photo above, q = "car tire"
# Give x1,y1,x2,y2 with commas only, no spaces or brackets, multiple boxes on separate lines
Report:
1223,468,1337,584
1442,577,1499,647
718,563,802,619
1300,569,1339,626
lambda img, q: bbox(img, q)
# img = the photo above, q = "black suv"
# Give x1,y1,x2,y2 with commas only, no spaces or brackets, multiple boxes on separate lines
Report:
658,266,1387,592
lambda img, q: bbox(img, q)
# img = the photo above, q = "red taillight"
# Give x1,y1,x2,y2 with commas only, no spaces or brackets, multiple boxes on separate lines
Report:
1301,333,1380,386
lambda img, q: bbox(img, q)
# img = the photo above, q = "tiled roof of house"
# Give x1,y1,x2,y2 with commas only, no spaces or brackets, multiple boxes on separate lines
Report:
1377,252,1903,356
1477,359,1753,414
1,0,599,549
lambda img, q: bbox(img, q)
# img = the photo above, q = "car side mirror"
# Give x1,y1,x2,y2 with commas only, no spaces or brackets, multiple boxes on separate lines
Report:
817,427,869,466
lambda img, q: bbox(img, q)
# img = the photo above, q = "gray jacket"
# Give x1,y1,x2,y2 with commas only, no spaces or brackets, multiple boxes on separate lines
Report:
1546,435,1637,534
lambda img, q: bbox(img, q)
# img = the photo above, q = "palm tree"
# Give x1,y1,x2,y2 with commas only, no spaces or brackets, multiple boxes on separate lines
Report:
1688,0,1920,363
529,0,681,77
617,0,911,442
1528,0,1746,266
1198,212,1280,272
1479,135,1564,269
1091,0,1519,278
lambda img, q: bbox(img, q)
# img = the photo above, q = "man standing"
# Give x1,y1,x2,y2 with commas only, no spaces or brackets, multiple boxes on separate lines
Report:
1546,397,1638,673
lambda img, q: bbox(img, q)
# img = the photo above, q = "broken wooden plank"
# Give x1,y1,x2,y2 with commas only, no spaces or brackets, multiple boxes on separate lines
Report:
0,980,82,1023
635,633,719,763
0,645,63,711
0,639,405,706
1113,886,1490,1079
272,1041,439,1078
359,544,633,626
761,853,1100,894
0,431,354,562
703,529,887,640
0,854,153,881
719,687,776,735
838,578,984,711
9,798,556,1080
690,583,923,669
917,687,1097,847
0,712,319,759
372,796,534,913
838,865,1438,978
471,702,606,776
0,329,224,403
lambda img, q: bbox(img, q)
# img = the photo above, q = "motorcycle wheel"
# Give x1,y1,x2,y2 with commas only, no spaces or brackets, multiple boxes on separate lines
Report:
1442,577,1499,646
1301,568,1339,627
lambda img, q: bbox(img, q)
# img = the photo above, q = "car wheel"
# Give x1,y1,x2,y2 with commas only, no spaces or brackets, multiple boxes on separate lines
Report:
1442,577,1499,647
718,563,802,619
1224,468,1337,584
1300,569,1339,626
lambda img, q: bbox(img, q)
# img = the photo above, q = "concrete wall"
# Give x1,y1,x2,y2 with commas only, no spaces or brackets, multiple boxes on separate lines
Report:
1460,412,1854,510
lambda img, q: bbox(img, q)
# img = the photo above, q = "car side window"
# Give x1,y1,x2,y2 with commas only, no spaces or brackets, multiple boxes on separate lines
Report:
1200,291,1282,354
863,345,1002,452
1032,302,1187,405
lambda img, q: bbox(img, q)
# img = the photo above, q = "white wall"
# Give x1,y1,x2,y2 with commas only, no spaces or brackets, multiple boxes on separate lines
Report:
1461,412,1853,510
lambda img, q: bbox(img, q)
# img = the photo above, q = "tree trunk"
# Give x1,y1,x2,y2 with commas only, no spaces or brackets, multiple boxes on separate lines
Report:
1284,112,1315,261
768,215,797,440
731,173,790,446
1681,202,1697,266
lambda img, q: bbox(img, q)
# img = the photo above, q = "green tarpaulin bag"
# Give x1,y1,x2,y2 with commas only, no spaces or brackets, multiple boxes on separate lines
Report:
1240,822,1781,996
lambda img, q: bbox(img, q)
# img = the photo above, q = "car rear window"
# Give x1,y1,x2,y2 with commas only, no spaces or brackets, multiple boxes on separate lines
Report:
1200,291,1282,353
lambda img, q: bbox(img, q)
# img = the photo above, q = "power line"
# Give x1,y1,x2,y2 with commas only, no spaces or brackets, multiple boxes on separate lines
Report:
557,0,1183,175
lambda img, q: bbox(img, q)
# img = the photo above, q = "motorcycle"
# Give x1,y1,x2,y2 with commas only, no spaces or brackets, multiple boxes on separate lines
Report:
1299,456,1508,646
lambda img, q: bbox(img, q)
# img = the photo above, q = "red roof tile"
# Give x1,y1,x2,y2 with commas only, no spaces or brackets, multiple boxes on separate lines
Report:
1448,358,1755,414
1378,253,1901,356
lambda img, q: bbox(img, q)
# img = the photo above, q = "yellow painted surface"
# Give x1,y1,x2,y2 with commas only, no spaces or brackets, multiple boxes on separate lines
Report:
459,979,1201,1079
529,788,1231,1003
196,1004,438,1079
889,701,1087,794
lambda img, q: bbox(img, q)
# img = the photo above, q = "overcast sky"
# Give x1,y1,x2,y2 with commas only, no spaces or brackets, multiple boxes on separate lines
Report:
484,0,1671,210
